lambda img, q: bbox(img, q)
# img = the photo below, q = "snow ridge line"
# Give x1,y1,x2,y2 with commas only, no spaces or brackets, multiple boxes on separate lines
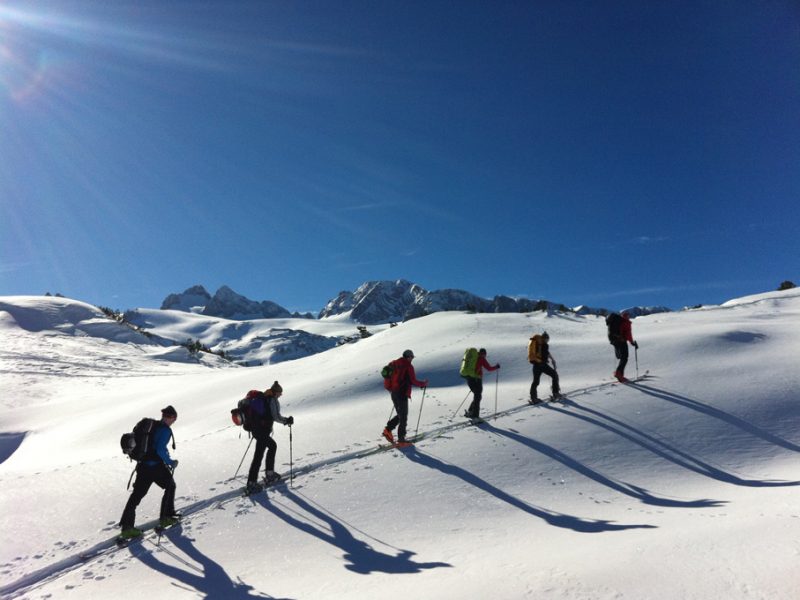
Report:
0,375,639,598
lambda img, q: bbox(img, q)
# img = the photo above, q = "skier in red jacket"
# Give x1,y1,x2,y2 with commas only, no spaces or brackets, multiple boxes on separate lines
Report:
382,350,428,446
610,312,638,382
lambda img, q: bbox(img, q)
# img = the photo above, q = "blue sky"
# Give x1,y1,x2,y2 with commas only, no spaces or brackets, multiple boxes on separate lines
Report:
1,1,798,314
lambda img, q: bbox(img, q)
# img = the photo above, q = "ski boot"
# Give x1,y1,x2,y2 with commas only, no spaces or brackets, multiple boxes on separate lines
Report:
382,427,395,444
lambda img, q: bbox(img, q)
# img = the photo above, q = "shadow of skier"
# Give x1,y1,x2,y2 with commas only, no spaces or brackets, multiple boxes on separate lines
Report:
253,488,451,575
481,422,724,508
130,526,292,600
546,399,800,487
630,382,800,453
255,488,452,575
401,446,656,532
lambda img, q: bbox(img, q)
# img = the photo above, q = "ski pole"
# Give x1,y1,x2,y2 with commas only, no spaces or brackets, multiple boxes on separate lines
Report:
635,346,639,379
289,424,293,489
494,370,499,420
126,465,137,490
414,387,427,439
233,436,254,479
452,390,472,419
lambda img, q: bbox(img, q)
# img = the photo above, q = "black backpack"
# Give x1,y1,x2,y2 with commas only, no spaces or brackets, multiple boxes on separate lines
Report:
606,313,623,344
120,418,159,461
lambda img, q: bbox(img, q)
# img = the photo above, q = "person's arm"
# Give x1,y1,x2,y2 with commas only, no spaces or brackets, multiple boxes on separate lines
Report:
480,356,499,372
270,397,291,425
155,426,176,467
407,364,428,388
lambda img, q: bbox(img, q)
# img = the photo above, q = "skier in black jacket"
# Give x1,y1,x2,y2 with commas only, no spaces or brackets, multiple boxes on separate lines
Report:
246,381,294,494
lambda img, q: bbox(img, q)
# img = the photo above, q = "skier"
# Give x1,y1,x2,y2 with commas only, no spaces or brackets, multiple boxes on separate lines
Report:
464,348,500,420
528,332,560,404
382,350,428,447
245,381,294,494
607,311,639,382
119,405,180,541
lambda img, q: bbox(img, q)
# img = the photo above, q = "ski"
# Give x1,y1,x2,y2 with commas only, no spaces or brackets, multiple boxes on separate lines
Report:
376,441,414,451
154,521,181,535
114,532,144,548
463,411,485,425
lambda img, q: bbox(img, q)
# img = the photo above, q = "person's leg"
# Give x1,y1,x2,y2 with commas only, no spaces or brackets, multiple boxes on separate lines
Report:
615,343,629,376
120,467,154,530
265,435,278,473
530,364,543,400
395,394,409,441
466,378,483,416
542,364,560,396
152,464,177,519
247,434,268,484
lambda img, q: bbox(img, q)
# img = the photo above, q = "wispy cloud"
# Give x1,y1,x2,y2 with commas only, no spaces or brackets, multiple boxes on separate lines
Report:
584,280,757,301
0,260,32,274
336,202,390,212
631,235,669,245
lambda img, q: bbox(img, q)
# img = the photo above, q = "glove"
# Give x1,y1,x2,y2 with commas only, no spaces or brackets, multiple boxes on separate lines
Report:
286,416,294,426
495,364,501,369
172,460,179,470
633,341,639,349
421,380,428,389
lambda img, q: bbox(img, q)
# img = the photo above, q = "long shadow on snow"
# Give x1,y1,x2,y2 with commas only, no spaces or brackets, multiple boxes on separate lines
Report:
481,423,724,508
630,383,800,453
254,488,452,575
402,446,655,532
545,400,800,487
130,526,290,600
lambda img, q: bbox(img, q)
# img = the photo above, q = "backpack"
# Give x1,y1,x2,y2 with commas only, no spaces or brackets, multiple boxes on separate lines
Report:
381,363,395,390
459,347,479,378
120,418,159,462
528,336,544,364
386,358,409,392
231,390,272,432
606,313,623,344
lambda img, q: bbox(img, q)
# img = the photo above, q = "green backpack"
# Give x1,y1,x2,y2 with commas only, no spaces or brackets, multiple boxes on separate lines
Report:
459,347,479,378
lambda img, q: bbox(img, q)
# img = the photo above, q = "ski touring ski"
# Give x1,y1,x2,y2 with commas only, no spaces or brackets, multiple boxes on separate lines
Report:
463,411,485,425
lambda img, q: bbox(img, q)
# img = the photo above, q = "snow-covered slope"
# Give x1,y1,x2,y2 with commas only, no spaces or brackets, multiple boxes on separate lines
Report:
1,288,799,599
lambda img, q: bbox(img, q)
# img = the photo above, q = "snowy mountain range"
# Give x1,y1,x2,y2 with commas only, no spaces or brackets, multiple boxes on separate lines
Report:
162,285,314,320
164,279,655,327
2,287,799,599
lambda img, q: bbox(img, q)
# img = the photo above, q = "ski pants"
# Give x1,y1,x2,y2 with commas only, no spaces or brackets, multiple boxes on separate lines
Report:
530,363,559,400
614,342,629,375
387,389,409,442
248,429,277,483
120,462,176,529
465,377,483,417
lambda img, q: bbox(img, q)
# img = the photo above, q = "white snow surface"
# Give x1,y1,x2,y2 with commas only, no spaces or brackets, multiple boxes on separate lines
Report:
1,289,799,599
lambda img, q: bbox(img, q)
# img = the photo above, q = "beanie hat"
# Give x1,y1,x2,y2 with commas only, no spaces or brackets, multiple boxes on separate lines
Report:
270,381,283,394
402,349,414,359
161,405,177,418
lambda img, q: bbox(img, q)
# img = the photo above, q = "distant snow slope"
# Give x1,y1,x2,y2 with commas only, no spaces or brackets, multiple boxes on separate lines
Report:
124,307,386,365
1,289,799,599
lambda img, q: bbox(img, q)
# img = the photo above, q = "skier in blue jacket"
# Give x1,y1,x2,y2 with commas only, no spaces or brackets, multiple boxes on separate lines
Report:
119,406,180,540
